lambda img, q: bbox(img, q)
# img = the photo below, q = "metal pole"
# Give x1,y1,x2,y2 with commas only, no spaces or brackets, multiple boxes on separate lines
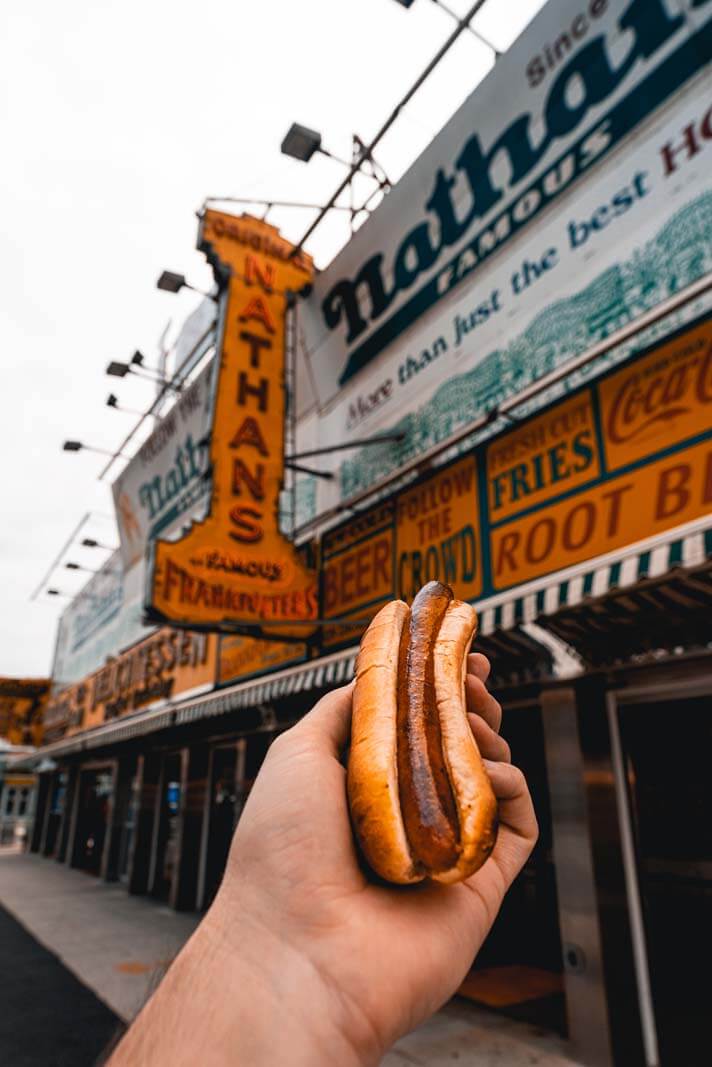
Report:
605,691,660,1067
291,0,491,257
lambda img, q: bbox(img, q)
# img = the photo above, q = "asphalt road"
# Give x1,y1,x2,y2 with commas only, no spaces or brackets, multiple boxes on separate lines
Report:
0,903,124,1066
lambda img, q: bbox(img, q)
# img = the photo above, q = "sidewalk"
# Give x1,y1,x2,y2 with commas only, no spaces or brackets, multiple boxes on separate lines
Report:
0,852,583,1066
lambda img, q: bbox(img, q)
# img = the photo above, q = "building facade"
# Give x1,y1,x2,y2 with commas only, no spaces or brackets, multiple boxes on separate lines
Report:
27,2,712,1065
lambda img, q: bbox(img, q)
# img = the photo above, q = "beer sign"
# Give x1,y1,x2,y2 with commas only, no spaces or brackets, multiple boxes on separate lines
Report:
145,211,317,635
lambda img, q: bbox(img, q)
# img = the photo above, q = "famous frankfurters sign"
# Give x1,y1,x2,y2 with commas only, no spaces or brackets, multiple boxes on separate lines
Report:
145,211,317,635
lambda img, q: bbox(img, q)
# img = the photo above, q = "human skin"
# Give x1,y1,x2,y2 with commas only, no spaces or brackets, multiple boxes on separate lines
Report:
110,654,538,1066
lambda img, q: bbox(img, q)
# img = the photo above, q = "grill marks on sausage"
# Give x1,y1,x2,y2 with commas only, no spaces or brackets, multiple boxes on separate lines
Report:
397,581,460,873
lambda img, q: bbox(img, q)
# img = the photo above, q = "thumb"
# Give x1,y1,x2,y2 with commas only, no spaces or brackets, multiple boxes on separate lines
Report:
285,682,354,760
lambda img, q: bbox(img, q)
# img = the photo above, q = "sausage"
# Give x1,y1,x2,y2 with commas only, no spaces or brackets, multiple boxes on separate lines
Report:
347,581,498,885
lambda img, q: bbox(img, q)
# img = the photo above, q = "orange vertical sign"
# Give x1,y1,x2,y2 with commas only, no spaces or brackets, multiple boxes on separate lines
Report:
145,211,317,633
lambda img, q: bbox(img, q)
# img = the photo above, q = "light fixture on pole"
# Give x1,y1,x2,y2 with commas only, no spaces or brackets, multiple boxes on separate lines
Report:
106,393,146,416
80,538,117,551
46,589,70,598
62,440,122,458
106,355,181,392
156,271,213,299
392,0,500,57
281,124,391,233
65,562,99,574
281,123,390,183
280,124,326,164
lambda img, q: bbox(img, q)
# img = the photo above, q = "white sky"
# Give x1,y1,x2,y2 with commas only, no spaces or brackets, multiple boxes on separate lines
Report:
0,0,547,678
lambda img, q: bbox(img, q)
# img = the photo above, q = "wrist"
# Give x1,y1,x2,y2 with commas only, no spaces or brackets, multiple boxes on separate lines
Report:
202,888,382,1067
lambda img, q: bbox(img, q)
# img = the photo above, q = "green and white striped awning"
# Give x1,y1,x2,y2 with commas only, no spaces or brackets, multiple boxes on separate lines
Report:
36,521,712,761
173,648,358,727
477,519,712,667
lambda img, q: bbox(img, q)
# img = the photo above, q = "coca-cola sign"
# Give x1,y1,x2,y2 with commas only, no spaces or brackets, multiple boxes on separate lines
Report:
600,322,712,468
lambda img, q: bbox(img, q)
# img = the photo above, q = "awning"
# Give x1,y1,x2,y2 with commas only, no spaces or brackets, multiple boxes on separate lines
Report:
173,648,358,726
34,520,712,761
35,646,359,759
477,519,712,668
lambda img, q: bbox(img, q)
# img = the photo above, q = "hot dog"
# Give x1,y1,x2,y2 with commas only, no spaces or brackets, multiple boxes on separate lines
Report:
347,581,498,885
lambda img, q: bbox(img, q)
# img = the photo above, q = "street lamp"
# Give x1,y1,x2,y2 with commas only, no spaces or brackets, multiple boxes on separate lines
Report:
157,271,213,298
107,393,147,416
280,123,327,164
106,356,180,391
46,589,70,598
80,538,116,551
62,440,126,458
65,562,98,573
392,0,500,57
281,122,388,178
281,123,391,235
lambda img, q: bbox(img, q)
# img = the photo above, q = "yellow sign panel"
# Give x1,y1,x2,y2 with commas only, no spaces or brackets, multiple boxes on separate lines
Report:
321,502,394,648
146,211,317,634
487,392,601,521
396,456,481,602
598,319,712,471
0,678,49,746
491,437,712,589
218,635,306,686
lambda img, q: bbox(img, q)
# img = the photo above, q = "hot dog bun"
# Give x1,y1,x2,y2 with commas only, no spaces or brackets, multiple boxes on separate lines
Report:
347,582,497,885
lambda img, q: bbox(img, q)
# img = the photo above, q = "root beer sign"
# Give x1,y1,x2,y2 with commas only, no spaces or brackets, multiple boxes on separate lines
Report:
145,211,317,634
319,314,712,645
489,317,712,590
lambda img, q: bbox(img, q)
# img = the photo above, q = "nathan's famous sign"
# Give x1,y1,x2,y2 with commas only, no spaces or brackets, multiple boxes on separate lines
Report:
302,0,711,403
145,212,316,634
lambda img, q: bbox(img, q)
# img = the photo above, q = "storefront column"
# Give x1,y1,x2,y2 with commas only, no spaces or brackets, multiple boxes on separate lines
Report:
127,752,161,896
540,684,613,1067
56,766,78,863
64,766,83,866
171,743,209,911
39,771,58,856
98,761,119,881
103,754,136,882
574,676,649,1067
30,773,50,853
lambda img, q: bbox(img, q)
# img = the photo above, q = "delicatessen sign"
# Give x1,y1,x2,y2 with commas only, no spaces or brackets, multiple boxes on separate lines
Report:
43,629,216,741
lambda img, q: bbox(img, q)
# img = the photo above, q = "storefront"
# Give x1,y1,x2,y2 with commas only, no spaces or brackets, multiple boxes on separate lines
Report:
28,1,712,1063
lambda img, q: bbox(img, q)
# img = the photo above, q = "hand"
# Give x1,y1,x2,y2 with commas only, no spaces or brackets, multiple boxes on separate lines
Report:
110,654,537,1067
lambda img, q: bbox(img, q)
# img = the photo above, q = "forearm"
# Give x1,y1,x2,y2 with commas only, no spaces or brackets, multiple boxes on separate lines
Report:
109,895,373,1067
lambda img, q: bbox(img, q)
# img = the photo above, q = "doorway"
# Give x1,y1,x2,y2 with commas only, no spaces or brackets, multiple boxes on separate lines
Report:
618,695,712,1067
459,703,565,1034
116,764,140,884
71,767,114,874
151,752,184,902
202,744,241,908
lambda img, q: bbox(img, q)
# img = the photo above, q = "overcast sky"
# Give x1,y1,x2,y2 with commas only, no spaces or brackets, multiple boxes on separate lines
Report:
0,0,546,678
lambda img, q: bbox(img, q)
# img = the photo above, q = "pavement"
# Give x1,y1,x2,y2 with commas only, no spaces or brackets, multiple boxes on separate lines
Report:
0,903,121,1067
0,851,584,1066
